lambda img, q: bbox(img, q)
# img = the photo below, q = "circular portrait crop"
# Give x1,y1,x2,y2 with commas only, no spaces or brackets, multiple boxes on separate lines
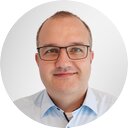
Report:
0,1,127,128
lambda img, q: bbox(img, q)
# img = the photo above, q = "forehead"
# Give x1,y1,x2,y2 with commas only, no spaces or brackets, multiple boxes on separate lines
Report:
38,16,90,46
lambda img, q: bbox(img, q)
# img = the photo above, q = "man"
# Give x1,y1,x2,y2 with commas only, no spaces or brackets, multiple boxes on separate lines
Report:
14,11,116,127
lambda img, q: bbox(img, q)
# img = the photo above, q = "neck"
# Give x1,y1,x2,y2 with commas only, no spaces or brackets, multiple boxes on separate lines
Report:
48,90,87,112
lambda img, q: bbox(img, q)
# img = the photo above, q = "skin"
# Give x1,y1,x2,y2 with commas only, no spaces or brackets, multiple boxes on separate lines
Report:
35,16,94,112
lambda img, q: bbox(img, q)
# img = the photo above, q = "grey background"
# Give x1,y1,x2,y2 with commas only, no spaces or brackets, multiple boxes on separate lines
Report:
0,1,127,101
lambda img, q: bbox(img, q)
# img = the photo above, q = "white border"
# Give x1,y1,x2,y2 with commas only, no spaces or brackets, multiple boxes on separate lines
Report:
0,0,128,128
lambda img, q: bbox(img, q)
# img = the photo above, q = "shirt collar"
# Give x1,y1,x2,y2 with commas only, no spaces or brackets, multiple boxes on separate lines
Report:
82,88,98,115
35,88,98,117
35,90,56,117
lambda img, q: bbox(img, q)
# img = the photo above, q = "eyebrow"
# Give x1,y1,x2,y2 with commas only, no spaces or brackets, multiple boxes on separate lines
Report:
38,42,89,47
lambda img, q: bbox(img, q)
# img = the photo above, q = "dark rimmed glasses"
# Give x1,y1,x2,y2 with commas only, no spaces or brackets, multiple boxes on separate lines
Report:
37,44,90,61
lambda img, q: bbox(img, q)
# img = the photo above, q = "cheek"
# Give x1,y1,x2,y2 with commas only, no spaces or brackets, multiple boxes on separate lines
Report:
38,62,53,80
76,60,91,78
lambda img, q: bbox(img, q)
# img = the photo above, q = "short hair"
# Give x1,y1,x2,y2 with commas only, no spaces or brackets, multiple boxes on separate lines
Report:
36,11,92,48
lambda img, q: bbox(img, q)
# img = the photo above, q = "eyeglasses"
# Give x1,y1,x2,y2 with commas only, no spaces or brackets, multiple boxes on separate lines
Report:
37,44,90,61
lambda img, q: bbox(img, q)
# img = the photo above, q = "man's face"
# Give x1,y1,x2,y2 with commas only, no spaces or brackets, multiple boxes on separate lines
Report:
36,17,94,96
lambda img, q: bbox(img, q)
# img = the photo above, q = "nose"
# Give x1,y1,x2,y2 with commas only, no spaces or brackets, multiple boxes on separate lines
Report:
55,49,72,68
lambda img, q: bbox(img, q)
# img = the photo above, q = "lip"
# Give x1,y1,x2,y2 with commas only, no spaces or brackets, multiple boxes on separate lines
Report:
53,72,77,78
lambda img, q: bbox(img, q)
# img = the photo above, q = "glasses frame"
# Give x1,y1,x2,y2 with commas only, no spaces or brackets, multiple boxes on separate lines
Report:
37,44,90,61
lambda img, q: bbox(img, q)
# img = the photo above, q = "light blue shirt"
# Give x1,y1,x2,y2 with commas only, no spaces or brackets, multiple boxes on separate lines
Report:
14,88,116,128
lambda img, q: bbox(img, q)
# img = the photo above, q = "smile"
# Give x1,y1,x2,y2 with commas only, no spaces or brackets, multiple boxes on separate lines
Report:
53,72,77,78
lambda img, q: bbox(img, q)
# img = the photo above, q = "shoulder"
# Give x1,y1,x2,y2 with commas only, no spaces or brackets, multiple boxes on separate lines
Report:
90,88,116,102
91,88,116,102
13,90,45,115
88,88,117,114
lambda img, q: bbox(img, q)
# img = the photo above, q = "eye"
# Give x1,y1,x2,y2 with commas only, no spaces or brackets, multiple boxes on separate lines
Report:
70,47,83,53
45,48,59,54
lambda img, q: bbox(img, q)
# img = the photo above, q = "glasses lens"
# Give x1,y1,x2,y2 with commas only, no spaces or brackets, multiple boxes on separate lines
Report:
67,45,88,59
39,47,59,60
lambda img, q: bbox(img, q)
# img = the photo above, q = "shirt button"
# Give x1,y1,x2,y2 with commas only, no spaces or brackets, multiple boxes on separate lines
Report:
57,107,60,110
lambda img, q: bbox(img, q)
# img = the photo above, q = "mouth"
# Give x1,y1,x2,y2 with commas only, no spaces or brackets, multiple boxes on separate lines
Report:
53,72,78,78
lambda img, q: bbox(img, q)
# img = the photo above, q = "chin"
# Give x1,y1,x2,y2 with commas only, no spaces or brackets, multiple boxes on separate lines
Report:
54,82,80,93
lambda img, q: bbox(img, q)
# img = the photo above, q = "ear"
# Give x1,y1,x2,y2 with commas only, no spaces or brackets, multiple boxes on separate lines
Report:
35,53,39,67
90,51,94,64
